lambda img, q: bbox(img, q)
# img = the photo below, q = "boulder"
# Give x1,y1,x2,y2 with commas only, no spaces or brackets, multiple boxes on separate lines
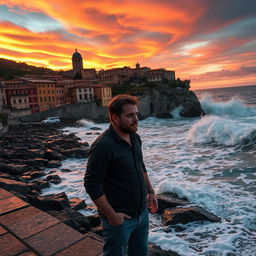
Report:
162,206,221,226
0,177,28,195
156,193,188,214
29,158,49,167
69,198,87,210
47,160,62,168
61,168,72,173
34,192,70,211
87,214,101,228
1,163,29,175
47,209,91,234
148,244,180,256
46,175,62,184
44,149,64,160
34,179,50,189
62,147,89,158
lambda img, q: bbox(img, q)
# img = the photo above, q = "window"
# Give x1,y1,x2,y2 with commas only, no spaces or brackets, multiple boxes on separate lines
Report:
19,99,22,103
49,96,51,102
40,97,42,102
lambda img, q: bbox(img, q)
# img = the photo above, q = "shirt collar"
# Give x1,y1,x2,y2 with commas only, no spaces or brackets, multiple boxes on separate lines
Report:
108,124,136,143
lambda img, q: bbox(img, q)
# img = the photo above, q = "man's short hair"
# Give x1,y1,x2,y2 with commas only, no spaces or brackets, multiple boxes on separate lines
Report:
108,94,139,118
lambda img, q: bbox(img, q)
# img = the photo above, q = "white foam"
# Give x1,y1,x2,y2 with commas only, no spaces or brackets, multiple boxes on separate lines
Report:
170,106,183,119
187,115,254,146
76,118,96,127
200,95,256,117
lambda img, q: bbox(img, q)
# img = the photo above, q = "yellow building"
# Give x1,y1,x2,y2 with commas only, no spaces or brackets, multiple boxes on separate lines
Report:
93,85,112,107
26,79,56,112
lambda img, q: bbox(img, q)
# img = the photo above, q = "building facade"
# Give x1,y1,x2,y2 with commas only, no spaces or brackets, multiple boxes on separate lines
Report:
26,79,56,112
93,85,112,107
146,69,175,82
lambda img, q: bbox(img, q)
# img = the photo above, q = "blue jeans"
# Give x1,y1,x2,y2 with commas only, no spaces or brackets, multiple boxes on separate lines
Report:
101,208,149,256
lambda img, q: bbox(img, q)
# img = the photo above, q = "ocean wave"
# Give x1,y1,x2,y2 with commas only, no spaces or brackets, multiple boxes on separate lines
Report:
200,95,256,117
76,118,96,127
187,115,255,147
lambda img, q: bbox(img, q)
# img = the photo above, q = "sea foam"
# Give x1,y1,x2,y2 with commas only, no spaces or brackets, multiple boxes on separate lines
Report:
200,95,256,117
187,115,254,146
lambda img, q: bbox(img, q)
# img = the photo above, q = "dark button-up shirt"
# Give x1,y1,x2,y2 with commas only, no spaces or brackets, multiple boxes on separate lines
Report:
84,124,148,218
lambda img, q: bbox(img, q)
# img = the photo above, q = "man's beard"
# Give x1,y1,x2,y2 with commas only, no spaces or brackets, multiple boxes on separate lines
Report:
119,121,138,134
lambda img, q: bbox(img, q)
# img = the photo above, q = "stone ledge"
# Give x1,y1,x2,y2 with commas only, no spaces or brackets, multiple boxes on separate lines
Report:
0,206,60,239
0,195,29,216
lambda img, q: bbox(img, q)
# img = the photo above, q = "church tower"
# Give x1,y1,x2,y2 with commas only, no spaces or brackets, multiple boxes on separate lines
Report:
72,49,83,71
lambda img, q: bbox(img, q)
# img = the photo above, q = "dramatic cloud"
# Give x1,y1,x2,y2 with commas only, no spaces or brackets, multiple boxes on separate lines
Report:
0,0,255,88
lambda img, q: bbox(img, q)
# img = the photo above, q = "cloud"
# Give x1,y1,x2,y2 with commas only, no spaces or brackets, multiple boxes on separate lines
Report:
0,0,255,88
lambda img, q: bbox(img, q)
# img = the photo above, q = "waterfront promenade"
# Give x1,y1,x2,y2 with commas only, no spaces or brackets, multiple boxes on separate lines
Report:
0,188,103,256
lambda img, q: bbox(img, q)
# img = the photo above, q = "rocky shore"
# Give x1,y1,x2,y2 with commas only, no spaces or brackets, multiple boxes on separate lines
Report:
0,123,221,256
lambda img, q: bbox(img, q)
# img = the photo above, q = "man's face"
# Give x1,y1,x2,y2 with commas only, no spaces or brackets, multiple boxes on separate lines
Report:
117,104,139,134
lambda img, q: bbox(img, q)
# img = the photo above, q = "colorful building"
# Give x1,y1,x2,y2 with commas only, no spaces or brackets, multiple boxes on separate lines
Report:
24,79,56,112
146,69,175,82
93,85,112,107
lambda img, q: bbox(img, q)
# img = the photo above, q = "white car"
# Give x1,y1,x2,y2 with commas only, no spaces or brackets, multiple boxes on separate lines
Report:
41,117,60,124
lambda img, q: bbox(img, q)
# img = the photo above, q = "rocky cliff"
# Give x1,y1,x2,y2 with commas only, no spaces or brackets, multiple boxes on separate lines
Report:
20,84,204,123
139,84,204,119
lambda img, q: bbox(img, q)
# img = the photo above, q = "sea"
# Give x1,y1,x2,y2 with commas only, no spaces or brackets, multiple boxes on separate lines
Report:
41,85,256,256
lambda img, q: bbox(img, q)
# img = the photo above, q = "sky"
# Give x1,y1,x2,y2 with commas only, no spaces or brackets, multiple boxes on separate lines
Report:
0,0,256,89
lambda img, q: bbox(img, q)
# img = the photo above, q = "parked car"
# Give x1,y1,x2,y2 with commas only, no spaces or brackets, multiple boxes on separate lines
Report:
41,117,60,124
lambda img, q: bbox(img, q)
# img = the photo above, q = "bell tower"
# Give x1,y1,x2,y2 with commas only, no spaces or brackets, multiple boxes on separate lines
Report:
72,49,83,71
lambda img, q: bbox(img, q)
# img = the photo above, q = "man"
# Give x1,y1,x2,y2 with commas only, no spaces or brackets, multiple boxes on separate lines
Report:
84,94,158,256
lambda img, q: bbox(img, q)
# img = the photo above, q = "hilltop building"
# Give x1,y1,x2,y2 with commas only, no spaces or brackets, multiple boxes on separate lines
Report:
72,49,83,71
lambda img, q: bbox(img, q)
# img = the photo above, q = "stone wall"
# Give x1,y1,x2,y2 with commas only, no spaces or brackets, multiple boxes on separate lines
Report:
20,86,204,123
20,102,109,123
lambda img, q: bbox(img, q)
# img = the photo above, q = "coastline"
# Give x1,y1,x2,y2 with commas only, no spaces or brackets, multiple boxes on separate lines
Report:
0,122,182,256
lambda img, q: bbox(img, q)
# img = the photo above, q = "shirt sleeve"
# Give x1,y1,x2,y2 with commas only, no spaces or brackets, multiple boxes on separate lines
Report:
84,139,112,200
135,133,147,173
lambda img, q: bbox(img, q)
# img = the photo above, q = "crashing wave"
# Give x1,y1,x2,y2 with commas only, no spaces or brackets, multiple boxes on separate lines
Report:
200,95,256,117
187,115,255,147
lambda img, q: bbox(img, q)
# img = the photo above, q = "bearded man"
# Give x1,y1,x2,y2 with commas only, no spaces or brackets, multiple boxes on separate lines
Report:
84,94,158,256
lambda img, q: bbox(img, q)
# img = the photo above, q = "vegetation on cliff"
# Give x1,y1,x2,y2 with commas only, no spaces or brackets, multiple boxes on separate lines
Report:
0,58,57,80
110,77,190,96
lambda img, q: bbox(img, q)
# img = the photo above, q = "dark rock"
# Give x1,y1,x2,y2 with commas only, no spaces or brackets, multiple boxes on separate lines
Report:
0,177,28,195
156,193,188,214
47,209,91,233
155,113,173,118
148,244,180,256
90,127,102,130
62,147,89,158
46,175,62,184
91,226,103,237
47,160,62,168
69,198,87,210
22,170,45,178
44,149,64,160
34,179,50,189
1,163,29,175
162,206,221,226
61,168,72,173
81,142,89,147
34,192,70,211
87,214,101,228
30,158,49,167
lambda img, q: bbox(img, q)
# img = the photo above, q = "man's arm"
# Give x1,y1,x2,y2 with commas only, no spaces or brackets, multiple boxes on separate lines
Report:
143,172,158,214
84,140,130,225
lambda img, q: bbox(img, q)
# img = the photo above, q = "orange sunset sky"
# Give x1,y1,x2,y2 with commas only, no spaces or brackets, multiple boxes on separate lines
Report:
0,0,255,89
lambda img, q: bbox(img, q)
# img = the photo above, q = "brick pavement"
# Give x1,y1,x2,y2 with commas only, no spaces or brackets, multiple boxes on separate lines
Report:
0,188,103,256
